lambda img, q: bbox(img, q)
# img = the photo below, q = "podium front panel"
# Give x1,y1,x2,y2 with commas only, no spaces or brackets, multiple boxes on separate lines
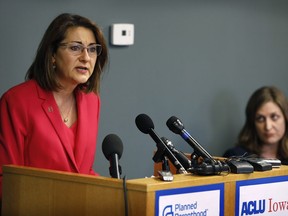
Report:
235,175,288,216
2,165,288,216
155,183,224,216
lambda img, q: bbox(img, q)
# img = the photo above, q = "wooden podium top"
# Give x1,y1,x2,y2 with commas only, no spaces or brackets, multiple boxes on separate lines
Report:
3,164,288,192
128,164,288,191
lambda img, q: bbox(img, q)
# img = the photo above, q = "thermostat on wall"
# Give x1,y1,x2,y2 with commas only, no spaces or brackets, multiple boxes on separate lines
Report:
111,23,134,46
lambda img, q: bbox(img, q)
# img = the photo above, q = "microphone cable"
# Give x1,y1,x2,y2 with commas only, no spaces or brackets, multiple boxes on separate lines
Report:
122,175,129,216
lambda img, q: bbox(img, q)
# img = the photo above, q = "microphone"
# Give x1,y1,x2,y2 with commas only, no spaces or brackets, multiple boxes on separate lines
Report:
166,116,216,163
161,137,191,170
166,116,229,175
135,113,187,174
102,134,123,179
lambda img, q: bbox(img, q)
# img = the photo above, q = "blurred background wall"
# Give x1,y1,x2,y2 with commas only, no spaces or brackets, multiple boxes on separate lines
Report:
1,0,288,179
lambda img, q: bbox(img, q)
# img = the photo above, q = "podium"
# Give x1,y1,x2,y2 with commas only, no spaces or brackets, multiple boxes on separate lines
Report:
2,165,288,216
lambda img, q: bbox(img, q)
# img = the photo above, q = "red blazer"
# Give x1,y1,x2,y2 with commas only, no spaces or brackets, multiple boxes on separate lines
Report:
0,80,100,198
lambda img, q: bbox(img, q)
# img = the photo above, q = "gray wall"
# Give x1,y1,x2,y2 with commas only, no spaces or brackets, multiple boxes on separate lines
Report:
1,0,288,179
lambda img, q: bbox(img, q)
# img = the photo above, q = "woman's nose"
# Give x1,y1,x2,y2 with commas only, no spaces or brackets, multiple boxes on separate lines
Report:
265,119,273,130
79,48,91,61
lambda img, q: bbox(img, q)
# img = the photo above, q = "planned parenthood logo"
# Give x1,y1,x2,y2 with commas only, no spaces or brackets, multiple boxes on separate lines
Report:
162,203,208,216
155,184,224,216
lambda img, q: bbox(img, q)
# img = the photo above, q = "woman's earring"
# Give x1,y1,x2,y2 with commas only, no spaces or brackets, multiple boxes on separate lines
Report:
53,63,56,70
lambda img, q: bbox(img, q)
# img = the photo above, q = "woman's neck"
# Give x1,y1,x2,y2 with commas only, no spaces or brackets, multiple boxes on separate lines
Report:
53,89,74,104
53,89,77,127
260,143,279,159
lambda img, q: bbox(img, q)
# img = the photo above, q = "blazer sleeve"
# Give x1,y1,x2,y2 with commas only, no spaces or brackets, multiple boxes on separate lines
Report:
0,91,28,199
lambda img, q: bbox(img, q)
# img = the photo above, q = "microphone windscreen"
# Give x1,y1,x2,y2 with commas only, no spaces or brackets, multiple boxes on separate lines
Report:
135,113,155,134
166,116,183,134
102,134,123,160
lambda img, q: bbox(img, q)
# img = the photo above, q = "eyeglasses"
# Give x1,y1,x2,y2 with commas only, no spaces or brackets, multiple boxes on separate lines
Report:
59,42,102,57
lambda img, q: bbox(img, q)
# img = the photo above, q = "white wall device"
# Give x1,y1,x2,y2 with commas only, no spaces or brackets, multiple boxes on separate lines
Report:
111,23,134,46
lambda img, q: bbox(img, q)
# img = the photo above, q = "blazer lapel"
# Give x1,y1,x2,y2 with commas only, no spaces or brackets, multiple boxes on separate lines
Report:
37,85,79,172
73,91,89,168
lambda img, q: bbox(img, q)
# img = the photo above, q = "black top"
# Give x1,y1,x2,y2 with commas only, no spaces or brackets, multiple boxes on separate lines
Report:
223,146,251,158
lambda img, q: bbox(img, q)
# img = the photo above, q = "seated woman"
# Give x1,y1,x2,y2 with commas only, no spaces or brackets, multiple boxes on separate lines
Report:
223,86,288,165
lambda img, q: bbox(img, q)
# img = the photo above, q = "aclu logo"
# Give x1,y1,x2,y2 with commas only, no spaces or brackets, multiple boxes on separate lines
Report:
162,202,208,216
240,198,288,215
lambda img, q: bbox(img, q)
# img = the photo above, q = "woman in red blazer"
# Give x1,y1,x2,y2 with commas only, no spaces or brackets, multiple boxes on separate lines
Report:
0,13,109,203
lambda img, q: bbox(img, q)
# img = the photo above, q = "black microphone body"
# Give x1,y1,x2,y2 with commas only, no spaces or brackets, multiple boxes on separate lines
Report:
102,134,123,179
166,116,229,175
109,154,121,179
161,137,192,170
166,116,216,163
135,114,187,174
150,128,187,174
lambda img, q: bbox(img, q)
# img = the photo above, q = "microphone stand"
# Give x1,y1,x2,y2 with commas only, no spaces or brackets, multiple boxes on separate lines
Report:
188,150,229,175
153,144,174,181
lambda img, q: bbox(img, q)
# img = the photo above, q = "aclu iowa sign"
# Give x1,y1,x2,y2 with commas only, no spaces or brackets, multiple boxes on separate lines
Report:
155,183,224,216
236,176,288,216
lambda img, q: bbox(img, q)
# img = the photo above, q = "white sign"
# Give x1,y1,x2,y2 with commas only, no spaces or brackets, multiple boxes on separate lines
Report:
155,183,224,216
236,176,288,216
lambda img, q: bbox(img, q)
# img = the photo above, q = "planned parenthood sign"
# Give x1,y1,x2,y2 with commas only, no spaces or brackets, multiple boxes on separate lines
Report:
155,183,224,216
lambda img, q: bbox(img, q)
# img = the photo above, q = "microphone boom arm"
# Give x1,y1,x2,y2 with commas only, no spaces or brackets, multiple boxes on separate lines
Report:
181,129,217,164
